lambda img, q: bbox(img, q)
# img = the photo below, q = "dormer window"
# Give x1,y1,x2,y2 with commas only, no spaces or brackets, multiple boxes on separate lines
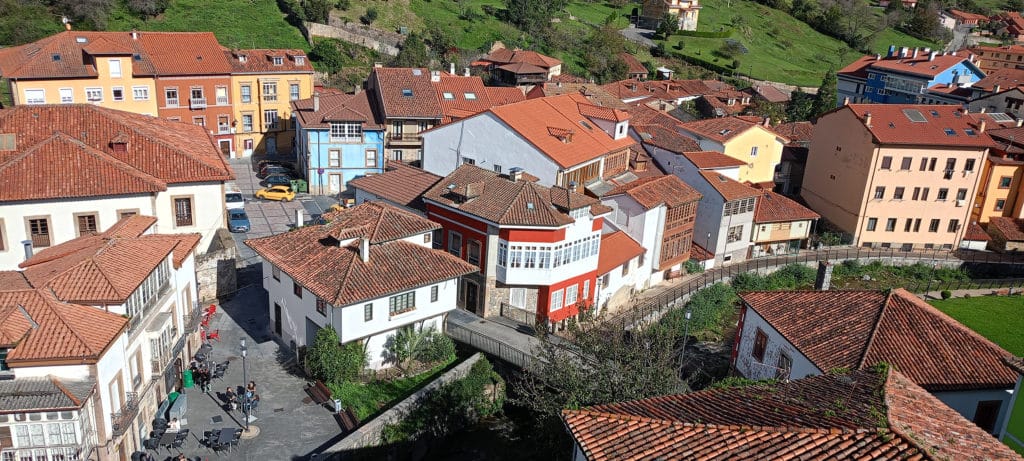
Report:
295,56,305,65
238,55,247,63
272,56,283,66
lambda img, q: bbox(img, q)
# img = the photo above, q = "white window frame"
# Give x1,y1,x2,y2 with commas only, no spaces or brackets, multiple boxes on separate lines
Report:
85,87,103,103
263,110,279,129
550,289,564,312
329,123,363,142
328,149,341,167
132,86,149,101
58,88,73,104
165,88,178,107
24,89,45,105
109,59,122,78
241,84,252,103
112,86,125,102
565,284,578,306
242,114,254,133
290,83,300,101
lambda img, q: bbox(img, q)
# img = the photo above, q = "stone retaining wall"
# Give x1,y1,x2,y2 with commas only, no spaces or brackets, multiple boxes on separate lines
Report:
304,19,402,56
196,229,237,302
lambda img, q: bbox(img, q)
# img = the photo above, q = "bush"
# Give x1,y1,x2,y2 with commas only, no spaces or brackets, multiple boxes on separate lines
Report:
941,290,952,299
360,7,378,25
684,259,704,274
306,328,367,383
421,330,457,364
677,29,733,38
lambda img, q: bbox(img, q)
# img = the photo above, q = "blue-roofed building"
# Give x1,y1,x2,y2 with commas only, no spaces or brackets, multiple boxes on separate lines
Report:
291,91,386,195
837,46,985,106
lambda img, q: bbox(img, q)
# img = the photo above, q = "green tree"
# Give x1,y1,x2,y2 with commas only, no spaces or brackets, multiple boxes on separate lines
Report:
655,12,679,38
502,0,567,30
745,99,787,122
811,68,837,120
581,25,629,83
1007,0,1024,12
786,88,817,121
0,0,62,46
310,40,344,74
392,32,429,68
305,328,366,383
304,0,332,23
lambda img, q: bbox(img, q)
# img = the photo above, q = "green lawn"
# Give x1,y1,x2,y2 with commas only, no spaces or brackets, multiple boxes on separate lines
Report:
106,0,309,50
329,358,457,420
929,295,1024,355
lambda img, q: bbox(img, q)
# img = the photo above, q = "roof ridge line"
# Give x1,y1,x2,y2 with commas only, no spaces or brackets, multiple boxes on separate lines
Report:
101,109,230,177
892,288,1016,359
48,374,84,407
43,296,98,357
857,290,892,370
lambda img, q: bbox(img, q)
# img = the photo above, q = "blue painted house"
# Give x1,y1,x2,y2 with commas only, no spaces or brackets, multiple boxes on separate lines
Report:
291,91,385,195
837,46,985,106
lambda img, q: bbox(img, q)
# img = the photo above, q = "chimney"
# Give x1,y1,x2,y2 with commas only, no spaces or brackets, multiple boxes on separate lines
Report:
64,22,71,31
993,84,1001,94
353,85,361,95
929,51,937,61
979,119,987,133
814,261,833,290
463,67,470,77
864,111,873,127
131,29,138,40
901,46,909,58
21,240,32,262
450,62,455,74
875,54,881,60
1017,118,1023,127
762,117,771,127
568,181,578,193
313,92,320,112
843,96,851,106
912,48,919,58
359,238,370,262
509,167,523,182
981,107,987,113
295,209,304,228
430,70,441,82
374,62,383,68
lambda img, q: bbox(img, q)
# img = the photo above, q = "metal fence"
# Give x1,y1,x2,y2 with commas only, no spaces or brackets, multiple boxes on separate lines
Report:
445,322,533,370
499,303,536,326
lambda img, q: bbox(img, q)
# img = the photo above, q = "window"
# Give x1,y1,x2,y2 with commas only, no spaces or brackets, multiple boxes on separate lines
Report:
550,289,563,311
462,157,476,165
59,88,73,104
330,123,362,142
893,187,904,200
190,87,205,105
431,285,439,302
928,158,937,171
900,157,912,170
109,59,122,78
242,114,253,132
112,87,124,101
937,188,949,201
866,218,878,231
273,56,283,66
904,218,913,232
389,292,415,315
75,213,98,236
973,400,1002,433
272,266,280,281
293,281,302,298
241,85,252,103
316,298,327,316
964,158,976,172
365,149,378,167
165,88,178,106
929,219,940,232
467,240,480,265
565,284,578,306
392,150,403,162
885,218,896,232
192,116,205,127
723,197,755,216
726,225,743,243
999,176,1013,188
750,146,758,157
327,150,341,167
290,83,300,101
956,188,968,201
215,86,228,105
776,354,792,380
752,329,768,362
913,218,921,232
262,82,277,102
996,199,1006,211
401,89,413,97
132,86,149,100
443,92,454,100
86,87,103,102
919,158,928,171
621,262,630,276
921,187,929,201
173,197,193,226
948,219,960,232
912,187,920,200
873,187,885,199
448,232,462,257
364,304,373,321
22,89,44,105
264,110,279,129
880,156,892,169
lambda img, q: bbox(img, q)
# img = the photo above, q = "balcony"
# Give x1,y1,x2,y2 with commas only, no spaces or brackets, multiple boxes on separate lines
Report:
218,124,231,134
189,98,207,109
109,392,140,438
166,99,179,108
216,96,229,105
263,94,278,102
126,279,172,336
386,133,422,146
184,303,203,332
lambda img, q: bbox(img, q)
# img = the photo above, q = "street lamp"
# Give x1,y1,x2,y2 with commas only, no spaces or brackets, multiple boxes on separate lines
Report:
240,338,249,432
678,309,692,381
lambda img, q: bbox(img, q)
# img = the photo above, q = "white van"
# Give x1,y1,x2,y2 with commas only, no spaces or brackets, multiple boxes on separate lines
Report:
226,183,245,210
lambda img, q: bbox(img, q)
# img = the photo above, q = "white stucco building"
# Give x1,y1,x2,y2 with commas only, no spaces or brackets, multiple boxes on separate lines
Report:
246,202,477,369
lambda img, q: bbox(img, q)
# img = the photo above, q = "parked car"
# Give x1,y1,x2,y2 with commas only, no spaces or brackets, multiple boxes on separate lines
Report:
257,162,297,178
226,191,245,210
254,185,295,202
228,210,251,233
264,174,292,187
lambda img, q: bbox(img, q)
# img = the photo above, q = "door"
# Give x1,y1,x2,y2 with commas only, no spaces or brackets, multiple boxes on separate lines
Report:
273,303,282,337
328,174,342,195
218,139,232,157
464,280,479,314
243,139,254,157
305,318,321,348
266,136,277,155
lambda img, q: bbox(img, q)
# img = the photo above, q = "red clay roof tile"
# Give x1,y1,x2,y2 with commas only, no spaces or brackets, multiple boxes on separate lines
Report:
348,162,442,212
753,190,819,223
597,231,645,275
840,104,996,147
633,124,700,153
988,216,1024,241
964,221,993,241
604,174,701,210
369,67,443,119
0,288,126,364
678,116,786,144
291,91,383,130
698,171,761,201
224,49,313,74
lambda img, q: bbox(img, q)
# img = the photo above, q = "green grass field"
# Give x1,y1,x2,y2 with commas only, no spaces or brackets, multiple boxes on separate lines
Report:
106,0,309,50
328,358,456,420
930,295,1024,454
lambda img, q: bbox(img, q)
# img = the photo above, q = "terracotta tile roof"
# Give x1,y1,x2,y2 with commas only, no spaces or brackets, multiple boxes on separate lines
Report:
0,105,232,202
483,86,526,106
750,84,790,103
0,377,95,412
431,73,524,123
0,272,30,291
619,53,648,76
964,221,993,241
626,105,683,130
528,83,628,110
548,73,588,84
741,289,1019,391
224,49,313,73
753,190,819,223
487,94,637,168
481,47,561,69
970,68,1024,92
370,67,443,119
497,62,547,75
19,218,199,304
577,103,628,122
697,171,761,201
291,91,383,130
102,215,157,239
1005,356,1024,374
348,162,442,212
597,231,644,275
604,174,701,210
424,164,610,227
564,367,1022,461
245,202,477,307
837,55,875,79
678,116,785,144
633,124,699,153
864,53,975,79
690,242,713,260
840,104,996,147
0,288,126,364
600,79,710,102
677,150,747,169
134,31,232,75
989,216,1024,241
949,9,988,21
775,121,815,144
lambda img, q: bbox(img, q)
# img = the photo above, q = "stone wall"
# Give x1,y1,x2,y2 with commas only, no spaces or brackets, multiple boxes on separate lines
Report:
196,229,237,302
304,16,403,56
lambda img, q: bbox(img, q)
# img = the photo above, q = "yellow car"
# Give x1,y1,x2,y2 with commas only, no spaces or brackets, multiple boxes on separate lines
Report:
254,185,296,202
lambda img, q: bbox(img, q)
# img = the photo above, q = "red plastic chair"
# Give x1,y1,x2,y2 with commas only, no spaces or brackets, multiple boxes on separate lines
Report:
200,316,211,329
205,329,221,342
206,304,218,317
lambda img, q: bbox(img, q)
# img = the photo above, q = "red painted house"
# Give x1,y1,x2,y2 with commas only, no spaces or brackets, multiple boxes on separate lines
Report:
422,164,612,326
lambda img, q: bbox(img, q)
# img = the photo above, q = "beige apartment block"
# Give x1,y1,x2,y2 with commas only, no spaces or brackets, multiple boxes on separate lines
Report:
804,104,991,250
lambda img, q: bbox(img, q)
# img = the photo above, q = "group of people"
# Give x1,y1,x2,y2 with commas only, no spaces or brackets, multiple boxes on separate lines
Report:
189,361,213,392
225,381,261,416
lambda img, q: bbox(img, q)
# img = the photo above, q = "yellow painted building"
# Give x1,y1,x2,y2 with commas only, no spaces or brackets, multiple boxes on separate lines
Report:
972,156,1024,223
677,116,788,185
225,49,314,158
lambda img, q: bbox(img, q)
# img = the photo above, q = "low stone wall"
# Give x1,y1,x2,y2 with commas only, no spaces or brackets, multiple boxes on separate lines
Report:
320,353,483,456
304,20,402,56
196,229,237,302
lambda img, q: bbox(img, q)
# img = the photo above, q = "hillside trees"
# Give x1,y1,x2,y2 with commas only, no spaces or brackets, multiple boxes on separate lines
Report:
810,68,837,119
392,32,429,68
502,0,568,31
0,0,62,45
581,25,630,83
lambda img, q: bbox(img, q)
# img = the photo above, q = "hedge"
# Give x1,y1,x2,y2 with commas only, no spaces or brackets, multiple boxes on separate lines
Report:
677,29,734,38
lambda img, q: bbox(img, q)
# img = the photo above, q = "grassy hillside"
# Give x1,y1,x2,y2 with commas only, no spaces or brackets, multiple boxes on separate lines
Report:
106,0,309,50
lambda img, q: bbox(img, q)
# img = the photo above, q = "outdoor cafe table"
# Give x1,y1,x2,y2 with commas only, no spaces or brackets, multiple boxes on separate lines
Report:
217,427,237,447
157,431,177,451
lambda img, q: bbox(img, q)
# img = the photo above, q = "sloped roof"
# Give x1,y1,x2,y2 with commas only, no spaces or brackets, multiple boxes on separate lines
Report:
432,73,525,123
245,202,477,307
0,104,232,202
484,86,526,106
291,91,382,130
604,175,701,210
750,85,791,103
597,231,645,276
677,150,747,169
563,367,1023,461
678,116,787,144
600,79,710,102
989,216,1024,241
626,105,684,131
0,288,126,364
867,53,974,79
370,67,443,119
481,47,561,69
486,93,636,168
619,53,648,76
964,221,993,241
528,82,629,110
741,289,1018,391
348,162,442,212
634,124,700,153
224,49,313,73
840,104,996,147
423,164,611,227
753,190,819,223
970,67,1024,92
697,171,761,201
0,377,95,412
774,121,815,144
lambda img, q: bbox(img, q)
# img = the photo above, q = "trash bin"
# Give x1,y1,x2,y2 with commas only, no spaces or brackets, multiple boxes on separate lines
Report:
168,392,180,404
332,399,343,414
295,179,308,193
183,370,194,388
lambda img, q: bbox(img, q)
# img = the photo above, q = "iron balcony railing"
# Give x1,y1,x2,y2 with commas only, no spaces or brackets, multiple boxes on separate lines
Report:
109,392,140,438
189,98,207,109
